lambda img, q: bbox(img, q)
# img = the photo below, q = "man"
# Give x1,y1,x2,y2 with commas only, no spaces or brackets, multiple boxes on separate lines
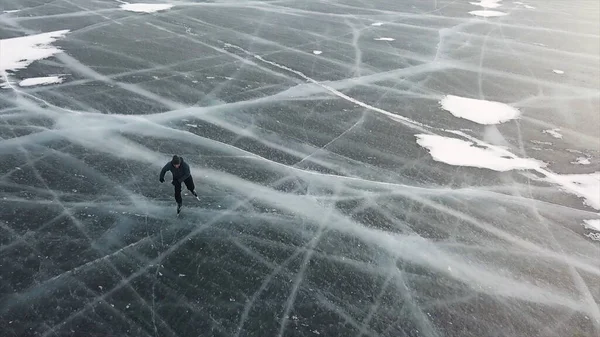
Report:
159,155,198,214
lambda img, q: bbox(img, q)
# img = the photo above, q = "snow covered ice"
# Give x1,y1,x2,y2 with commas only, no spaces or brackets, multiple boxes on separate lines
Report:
119,3,174,14
415,134,543,171
18,76,64,87
439,95,521,125
1,1,599,337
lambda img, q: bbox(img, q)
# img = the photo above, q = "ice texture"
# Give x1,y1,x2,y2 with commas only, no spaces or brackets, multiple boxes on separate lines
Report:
0,0,599,337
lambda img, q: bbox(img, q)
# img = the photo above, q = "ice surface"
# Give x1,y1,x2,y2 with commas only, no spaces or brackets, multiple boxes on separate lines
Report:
553,69,565,74
119,3,174,13
18,76,64,87
440,95,520,125
1,0,599,336
374,37,395,41
416,134,543,171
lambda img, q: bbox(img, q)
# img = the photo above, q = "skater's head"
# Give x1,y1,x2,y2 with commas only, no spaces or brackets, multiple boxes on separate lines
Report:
171,155,181,168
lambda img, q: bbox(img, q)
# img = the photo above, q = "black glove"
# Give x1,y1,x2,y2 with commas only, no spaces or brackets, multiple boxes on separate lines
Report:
159,178,164,183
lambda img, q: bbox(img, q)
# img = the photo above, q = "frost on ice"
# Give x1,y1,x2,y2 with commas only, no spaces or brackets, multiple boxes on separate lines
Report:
439,95,521,125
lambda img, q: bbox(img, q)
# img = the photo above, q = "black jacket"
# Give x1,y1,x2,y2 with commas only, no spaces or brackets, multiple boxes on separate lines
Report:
159,157,191,183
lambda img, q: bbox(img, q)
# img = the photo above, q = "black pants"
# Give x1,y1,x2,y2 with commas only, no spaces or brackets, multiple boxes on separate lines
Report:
173,176,195,205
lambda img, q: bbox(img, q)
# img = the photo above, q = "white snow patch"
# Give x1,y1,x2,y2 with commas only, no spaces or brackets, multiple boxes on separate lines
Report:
547,172,600,210
416,134,543,171
533,43,546,47
371,22,384,26
516,2,536,9
3,9,21,13
312,50,322,55
583,219,600,232
469,10,508,17
440,95,520,125
120,3,173,13
567,149,583,154
543,128,563,139
0,30,69,75
185,124,198,128
18,76,63,87
572,157,591,165
530,140,552,145
553,69,564,74
374,37,395,41
470,0,503,9
585,232,600,241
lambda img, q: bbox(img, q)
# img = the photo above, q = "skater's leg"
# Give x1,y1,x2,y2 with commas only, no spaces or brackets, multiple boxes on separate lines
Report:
184,176,197,197
173,181,183,205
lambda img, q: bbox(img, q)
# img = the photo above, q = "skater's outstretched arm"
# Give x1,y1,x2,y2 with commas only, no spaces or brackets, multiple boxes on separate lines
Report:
159,163,170,182
178,162,191,183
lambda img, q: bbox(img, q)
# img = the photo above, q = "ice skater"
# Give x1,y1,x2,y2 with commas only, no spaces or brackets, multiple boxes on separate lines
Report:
159,155,198,214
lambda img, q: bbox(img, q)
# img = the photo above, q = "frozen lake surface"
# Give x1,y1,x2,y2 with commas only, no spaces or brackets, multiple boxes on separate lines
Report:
1,1,599,336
